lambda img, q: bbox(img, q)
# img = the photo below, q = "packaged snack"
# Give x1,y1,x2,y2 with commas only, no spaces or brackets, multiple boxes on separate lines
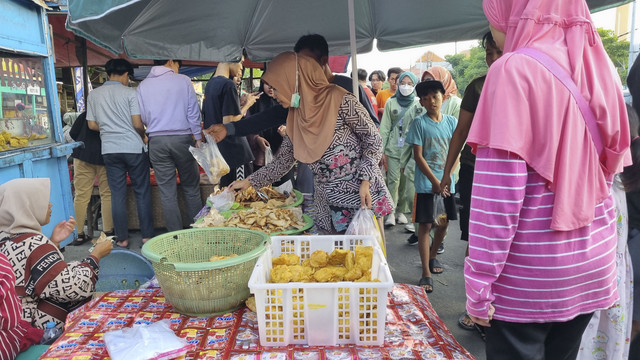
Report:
179,328,208,348
133,311,164,326
84,332,107,355
184,317,211,329
119,296,148,312
95,296,126,311
202,328,232,350
211,312,236,328
45,332,91,356
260,351,289,360
162,312,186,330
72,312,108,333
233,327,259,350
102,313,134,332
323,348,354,360
355,347,385,360
145,296,172,312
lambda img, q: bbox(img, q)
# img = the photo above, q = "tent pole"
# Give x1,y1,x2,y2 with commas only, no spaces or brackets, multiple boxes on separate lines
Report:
348,0,359,101
81,37,88,108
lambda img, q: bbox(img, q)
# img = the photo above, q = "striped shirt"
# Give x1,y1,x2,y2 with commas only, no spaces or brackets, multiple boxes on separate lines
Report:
464,147,618,323
0,252,26,360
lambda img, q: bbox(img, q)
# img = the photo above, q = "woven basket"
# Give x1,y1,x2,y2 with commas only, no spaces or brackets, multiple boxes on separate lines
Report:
141,228,269,316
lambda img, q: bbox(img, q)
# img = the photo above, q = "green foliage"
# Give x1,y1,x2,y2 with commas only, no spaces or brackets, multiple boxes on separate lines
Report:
445,42,487,96
597,28,629,85
445,29,630,93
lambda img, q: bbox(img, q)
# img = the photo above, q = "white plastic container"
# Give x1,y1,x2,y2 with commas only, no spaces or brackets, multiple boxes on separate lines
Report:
248,235,393,347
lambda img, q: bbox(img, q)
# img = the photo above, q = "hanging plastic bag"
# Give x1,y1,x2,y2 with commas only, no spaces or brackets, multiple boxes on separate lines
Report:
346,208,386,257
207,188,236,212
433,194,448,227
264,145,273,165
189,133,230,184
104,320,192,360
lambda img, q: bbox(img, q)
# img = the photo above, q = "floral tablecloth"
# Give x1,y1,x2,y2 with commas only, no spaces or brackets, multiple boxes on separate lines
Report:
39,284,475,360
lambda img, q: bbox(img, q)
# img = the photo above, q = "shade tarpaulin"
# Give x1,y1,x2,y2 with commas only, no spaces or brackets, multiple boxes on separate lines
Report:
66,0,632,63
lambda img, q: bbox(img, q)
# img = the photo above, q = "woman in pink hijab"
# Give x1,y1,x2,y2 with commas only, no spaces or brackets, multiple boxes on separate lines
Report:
463,0,631,358
421,66,461,120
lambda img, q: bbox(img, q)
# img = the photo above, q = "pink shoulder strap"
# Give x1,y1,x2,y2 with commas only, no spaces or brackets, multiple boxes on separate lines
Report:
514,48,604,155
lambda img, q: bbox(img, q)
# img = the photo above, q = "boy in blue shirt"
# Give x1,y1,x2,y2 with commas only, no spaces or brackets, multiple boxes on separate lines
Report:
405,80,458,293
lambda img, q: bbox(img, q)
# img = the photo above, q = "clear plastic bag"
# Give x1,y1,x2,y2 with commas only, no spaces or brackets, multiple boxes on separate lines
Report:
189,133,230,184
346,208,385,256
433,194,448,227
264,145,273,164
207,188,236,212
104,319,192,360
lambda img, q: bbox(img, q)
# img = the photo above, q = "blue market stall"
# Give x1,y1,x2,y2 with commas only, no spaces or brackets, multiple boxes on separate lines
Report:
0,0,78,246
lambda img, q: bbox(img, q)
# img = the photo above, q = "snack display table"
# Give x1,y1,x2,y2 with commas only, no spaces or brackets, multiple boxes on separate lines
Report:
39,284,476,360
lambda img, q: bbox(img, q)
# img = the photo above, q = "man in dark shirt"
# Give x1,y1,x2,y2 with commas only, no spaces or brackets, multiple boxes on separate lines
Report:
205,34,378,142
203,57,258,186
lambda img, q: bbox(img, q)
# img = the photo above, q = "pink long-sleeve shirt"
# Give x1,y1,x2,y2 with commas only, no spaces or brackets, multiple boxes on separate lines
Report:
464,147,618,323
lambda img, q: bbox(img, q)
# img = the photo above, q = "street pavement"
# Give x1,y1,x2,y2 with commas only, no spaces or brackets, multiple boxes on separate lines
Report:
63,217,487,359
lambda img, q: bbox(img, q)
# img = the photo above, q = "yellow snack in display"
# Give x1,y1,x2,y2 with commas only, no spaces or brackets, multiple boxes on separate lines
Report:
309,250,329,268
328,248,350,266
355,246,373,271
272,253,300,266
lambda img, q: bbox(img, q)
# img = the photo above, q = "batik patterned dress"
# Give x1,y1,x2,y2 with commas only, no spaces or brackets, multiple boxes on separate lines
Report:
249,93,393,233
0,231,99,330
577,178,633,360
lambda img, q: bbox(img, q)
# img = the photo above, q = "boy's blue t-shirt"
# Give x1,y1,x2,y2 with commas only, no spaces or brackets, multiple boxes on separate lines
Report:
406,113,458,194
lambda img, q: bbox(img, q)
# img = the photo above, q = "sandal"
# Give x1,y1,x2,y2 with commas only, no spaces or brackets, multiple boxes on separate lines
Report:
418,276,433,293
429,258,444,274
115,240,129,249
458,312,475,331
70,234,91,246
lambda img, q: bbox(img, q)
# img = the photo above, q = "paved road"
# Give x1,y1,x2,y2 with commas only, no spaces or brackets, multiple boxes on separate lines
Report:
64,218,487,359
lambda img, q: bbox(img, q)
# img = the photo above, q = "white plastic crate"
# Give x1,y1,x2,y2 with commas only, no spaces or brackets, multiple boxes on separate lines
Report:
248,235,394,347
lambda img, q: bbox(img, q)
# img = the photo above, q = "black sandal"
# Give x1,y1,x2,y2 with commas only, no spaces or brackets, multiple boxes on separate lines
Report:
418,276,433,293
458,312,475,331
429,258,444,274
70,234,91,246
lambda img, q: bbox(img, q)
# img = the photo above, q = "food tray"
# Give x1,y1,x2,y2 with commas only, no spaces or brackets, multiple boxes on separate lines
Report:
248,235,393,346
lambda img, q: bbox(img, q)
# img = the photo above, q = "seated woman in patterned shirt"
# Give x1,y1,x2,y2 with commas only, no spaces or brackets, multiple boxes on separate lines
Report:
0,178,112,331
230,52,393,245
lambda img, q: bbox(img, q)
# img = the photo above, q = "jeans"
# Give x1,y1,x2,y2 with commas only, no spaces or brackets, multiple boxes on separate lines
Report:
148,135,202,231
103,152,154,240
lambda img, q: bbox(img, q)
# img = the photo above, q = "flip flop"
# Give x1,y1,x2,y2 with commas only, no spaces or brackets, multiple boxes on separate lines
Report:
429,258,444,274
458,312,475,331
115,240,129,249
418,276,433,293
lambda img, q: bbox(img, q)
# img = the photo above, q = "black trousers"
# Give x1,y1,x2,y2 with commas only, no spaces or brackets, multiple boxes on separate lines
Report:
485,313,593,360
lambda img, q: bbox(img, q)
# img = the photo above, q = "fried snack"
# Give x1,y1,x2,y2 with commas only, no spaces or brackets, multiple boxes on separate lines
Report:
209,254,238,262
288,264,314,282
209,157,230,184
270,265,294,283
328,248,350,266
309,250,329,268
245,296,257,312
343,266,363,281
313,266,347,282
355,246,373,271
344,250,355,270
234,186,296,207
92,231,115,245
192,207,226,228
272,253,300,266
434,213,448,227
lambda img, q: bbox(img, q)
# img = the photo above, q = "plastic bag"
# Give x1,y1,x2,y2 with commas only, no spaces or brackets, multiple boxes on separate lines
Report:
264,145,273,164
189,133,230,184
207,188,236,212
346,208,385,256
104,320,192,360
433,194,447,227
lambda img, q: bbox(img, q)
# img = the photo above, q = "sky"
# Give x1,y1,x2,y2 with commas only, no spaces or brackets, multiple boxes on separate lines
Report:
344,7,620,76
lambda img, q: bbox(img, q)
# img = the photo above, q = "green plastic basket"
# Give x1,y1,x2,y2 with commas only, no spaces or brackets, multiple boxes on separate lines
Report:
141,228,270,317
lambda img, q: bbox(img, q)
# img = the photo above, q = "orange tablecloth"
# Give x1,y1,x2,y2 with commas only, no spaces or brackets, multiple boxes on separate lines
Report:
40,284,475,360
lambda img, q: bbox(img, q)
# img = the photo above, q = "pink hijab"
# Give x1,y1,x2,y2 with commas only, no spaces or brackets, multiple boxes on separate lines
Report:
468,0,631,231
422,66,458,100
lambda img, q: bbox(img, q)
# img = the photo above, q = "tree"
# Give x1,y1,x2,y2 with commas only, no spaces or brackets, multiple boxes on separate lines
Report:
446,28,630,94
445,41,487,96
597,28,629,85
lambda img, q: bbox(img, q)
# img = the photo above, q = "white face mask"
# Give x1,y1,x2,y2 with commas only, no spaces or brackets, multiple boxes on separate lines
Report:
399,84,414,96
